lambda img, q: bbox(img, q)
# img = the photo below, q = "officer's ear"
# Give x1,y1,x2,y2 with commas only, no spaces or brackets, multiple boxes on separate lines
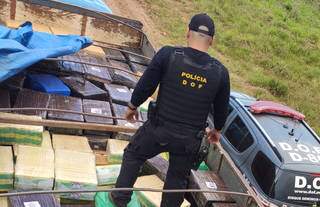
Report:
187,30,191,39
208,37,214,46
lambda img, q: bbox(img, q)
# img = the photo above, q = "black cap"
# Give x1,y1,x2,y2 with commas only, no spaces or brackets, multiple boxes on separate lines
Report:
189,13,215,37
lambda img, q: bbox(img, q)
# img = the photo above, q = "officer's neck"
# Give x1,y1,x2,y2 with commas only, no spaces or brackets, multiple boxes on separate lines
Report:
187,43,209,53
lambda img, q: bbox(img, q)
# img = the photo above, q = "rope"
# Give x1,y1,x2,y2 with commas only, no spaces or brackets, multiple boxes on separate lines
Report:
44,58,142,77
0,108,144,123
0,187,251,198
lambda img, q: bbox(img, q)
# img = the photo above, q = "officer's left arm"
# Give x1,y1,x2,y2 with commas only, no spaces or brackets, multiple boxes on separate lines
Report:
213,69,230,131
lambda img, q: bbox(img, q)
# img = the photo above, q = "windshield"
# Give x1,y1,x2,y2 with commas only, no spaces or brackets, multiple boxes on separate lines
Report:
272,169,320,206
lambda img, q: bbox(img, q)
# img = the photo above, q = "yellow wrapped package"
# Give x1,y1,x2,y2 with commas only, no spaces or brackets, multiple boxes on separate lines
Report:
134,175,190,207
0,146,14,191
106,139,129,164
13,130,52,158
15,145,54,190
52,134,92,153
55,149,97,201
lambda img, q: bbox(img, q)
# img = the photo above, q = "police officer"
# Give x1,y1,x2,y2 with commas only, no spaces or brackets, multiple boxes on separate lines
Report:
110,13,230,207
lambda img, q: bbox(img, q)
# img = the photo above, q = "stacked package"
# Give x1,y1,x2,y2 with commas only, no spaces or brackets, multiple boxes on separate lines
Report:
13,130,51,158
9,193,61,207
0,113,43,146
0,146,14,191
112,104,142,141
106,139,129,164
54,149,97,201
96,164,122,186
52,134,92,153
134,175,191,207
0,197,9,207
14,145,54,190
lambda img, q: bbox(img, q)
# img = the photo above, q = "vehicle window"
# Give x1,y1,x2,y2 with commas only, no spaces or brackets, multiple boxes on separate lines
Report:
251,151,276,197
224,116,254,152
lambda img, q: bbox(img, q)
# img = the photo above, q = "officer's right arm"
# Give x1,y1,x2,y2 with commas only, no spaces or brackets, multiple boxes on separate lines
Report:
130,46,172,108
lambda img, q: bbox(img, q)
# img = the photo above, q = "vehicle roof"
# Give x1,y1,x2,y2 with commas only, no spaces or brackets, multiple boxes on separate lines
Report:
231,91,320,171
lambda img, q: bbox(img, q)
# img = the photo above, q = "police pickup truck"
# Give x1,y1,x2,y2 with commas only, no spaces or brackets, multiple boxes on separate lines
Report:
207,92,320,207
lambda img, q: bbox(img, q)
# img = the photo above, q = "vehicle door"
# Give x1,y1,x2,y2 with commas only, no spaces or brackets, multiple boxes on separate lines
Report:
219,101,258,167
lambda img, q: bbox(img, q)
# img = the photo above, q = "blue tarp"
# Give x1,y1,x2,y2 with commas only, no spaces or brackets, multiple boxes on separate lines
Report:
0,22,92,82
56,0,112,14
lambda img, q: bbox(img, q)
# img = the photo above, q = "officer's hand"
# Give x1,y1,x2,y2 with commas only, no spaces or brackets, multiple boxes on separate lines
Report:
206,128,221,144
125,108,139,123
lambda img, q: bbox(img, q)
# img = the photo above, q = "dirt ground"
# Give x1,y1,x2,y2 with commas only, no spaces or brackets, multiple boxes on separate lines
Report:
106,0,162,48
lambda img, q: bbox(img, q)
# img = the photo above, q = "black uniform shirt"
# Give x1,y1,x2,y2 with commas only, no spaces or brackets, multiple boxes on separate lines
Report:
131,46,230,130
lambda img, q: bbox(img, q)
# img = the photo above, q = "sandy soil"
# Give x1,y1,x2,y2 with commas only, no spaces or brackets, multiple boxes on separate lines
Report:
106,0,161,48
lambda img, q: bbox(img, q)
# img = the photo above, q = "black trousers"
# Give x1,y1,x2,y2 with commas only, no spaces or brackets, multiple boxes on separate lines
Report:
111,120,202,207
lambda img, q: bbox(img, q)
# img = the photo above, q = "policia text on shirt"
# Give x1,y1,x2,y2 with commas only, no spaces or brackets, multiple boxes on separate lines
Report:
181,72,207,89
110,13,230,207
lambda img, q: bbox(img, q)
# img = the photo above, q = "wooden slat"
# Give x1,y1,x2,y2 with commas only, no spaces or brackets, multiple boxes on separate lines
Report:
0,112,138,133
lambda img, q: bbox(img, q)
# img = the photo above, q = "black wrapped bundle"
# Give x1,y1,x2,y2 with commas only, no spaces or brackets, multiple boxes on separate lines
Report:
47,95,83,135
9,193,61,207
14,89,50,118
123,49,150,66
128,62,148,73
189,170,235,207
1,73,26,106
105,48,126,62
108,60,138,89
80,51,112,84
143,155,169,181
61,77,107,100
111,103,142,141
59,54,85,74
0,89,10,108
83,99,113,136
104,84,131,105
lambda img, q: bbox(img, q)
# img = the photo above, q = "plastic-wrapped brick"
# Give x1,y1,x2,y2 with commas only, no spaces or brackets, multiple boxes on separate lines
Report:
14,145,54,190
112,103,142,141
47,95,83,135
106,139,129,164
96,164,121,186
135,175,190,207
0,146,13,192
55,149,97,201
83,99,114,136
108,60,138,88
80,51,112,84
61,76,107,100
59,53,85,74
104,84,131,105
0,89,10,109
9,193,60,207
52,134,92,153
105,48,126,62
14,89,50,118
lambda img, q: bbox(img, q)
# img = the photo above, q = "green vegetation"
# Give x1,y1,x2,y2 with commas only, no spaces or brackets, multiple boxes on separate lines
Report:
143,0,320,133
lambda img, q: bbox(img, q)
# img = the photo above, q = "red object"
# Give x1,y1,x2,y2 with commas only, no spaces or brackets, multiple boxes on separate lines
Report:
311,173,320,177
250,101,305,120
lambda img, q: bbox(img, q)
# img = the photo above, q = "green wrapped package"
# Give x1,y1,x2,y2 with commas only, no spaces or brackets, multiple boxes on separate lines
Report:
95,192,140,207
106,139,129,164
0,113,43,146
14,145,54,190
55,149,97,201
135,175,190,207
0,146,14,192
198,162,209,171
96,165,121,186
